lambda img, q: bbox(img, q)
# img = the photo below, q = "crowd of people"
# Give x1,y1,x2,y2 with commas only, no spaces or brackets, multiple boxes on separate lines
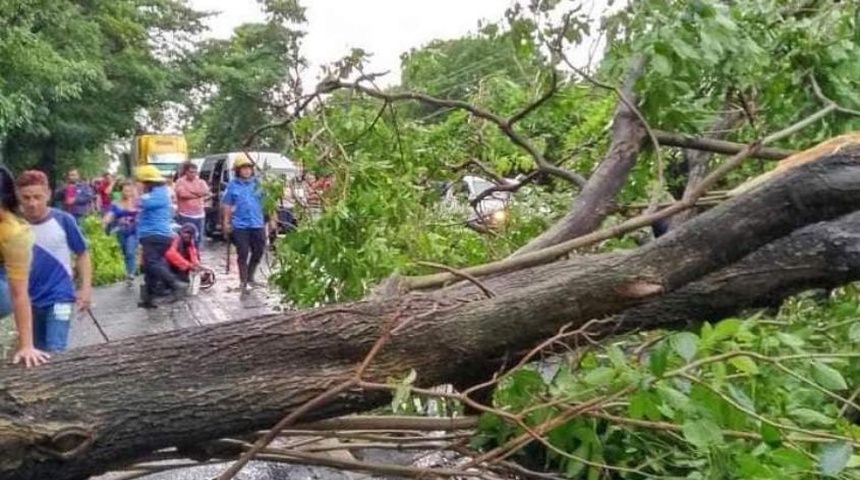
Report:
0,153,299,368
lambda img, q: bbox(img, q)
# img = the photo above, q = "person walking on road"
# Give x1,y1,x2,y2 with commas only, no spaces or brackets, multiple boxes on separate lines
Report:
16,170,92,353
102,180,139,285
221,154,266,295
135,165,183,309
60,169,95,222
0,166,48,367
174,162,210,247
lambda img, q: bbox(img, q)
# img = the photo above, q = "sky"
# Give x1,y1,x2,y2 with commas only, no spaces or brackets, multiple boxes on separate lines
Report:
188,0,620,87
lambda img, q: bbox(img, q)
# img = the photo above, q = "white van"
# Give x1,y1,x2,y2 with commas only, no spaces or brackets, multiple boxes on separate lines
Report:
199,152,301,238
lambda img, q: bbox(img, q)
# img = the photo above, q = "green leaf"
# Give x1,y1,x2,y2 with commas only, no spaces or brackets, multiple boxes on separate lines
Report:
760,423,782,447
712,318,742,341
582,367,615,387
727,384,755,411
811,362,848,391
771,447,812,469
775,332,804,349
671,332,698,362
681,419,724,449
728,355,759,375
789,408,835,426
649,341,669,377
650,53,673,76
850,322,860,343
819,442,852,477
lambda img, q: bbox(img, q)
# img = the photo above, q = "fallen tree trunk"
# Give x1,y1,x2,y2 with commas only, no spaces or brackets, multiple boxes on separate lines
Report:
2,151,860,480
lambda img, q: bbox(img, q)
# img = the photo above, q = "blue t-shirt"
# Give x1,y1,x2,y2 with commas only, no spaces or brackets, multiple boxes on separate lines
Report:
136,185,174,238
222,177,264,229
28,209,87,308
109,202,138,235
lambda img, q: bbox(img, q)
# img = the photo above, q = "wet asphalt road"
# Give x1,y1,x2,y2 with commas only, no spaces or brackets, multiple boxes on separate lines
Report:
72,239,281,348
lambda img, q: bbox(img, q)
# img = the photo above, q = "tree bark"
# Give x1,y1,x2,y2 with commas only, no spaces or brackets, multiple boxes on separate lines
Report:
515,57,646,255
3,151,860,480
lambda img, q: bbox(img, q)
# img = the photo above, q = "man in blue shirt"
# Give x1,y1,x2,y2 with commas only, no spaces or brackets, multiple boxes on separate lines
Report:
16,170,92,352
221,154,266,295
136,165,184,308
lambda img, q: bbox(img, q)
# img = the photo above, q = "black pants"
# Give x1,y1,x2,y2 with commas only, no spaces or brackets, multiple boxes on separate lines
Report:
231,228,266,284
140,235,179,296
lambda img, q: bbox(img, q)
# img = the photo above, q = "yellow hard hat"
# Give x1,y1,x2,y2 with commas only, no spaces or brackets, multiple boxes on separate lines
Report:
233,153,253,169
135,165,166,183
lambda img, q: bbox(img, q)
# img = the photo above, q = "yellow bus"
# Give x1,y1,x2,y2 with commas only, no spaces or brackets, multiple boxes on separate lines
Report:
121,134,189,179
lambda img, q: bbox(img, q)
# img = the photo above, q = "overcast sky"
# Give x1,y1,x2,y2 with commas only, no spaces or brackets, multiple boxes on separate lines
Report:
188,0,620,86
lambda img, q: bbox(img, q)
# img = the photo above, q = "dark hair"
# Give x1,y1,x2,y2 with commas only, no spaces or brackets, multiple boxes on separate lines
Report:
180,162,196,175
0,165,19,212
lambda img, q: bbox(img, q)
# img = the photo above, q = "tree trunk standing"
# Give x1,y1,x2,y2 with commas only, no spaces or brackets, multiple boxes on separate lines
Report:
515,58,646,255
2,152,860,480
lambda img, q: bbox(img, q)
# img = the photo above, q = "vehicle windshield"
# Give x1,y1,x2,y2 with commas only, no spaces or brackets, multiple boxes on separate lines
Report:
148,153,188,164
471,179,496,195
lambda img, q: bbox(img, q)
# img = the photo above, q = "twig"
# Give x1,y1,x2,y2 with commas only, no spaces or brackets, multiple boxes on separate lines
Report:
242,92,320,148
468,171,541,207
451,158,507,185
416,261,495,298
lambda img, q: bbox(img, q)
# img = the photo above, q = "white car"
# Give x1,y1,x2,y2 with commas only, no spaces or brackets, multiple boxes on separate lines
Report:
441,175,517,231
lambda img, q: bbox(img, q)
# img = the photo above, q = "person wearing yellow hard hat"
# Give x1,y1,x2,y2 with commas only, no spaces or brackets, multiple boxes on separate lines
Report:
220,153,265,295
135,165,184,308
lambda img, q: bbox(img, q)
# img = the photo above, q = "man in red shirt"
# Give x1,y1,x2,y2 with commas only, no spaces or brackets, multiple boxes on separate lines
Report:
173,162,211,247
164,224,200,282
92,172,114,215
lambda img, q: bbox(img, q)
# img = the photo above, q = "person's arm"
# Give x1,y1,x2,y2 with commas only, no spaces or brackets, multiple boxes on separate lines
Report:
197,180,213,200
3,230,48,367
74,251,93,312
102,205,117,227
220,182,235,235
188,243,200,267
174,181,194,201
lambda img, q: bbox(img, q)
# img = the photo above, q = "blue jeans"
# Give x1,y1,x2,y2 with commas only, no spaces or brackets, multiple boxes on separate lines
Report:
33,303,74,352
117,230,138,277
176,214,204,247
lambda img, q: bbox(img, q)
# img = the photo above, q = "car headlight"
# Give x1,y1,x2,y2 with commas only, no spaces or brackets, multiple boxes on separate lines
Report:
491,209,507,223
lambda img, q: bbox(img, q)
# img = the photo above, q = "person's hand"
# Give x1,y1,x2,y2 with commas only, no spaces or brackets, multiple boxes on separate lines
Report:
13,346,50,368
76,288,92,312
222,224,231,237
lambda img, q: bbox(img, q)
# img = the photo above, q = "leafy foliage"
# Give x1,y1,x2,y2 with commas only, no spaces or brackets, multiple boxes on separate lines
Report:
79,216,126,287
0,0,206,181
472,289,860,479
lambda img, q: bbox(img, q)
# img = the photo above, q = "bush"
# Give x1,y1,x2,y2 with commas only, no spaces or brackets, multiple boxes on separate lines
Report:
79,215,126,286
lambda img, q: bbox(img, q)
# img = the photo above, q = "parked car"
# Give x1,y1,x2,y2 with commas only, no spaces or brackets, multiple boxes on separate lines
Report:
198,152,301,239
441,175,517,232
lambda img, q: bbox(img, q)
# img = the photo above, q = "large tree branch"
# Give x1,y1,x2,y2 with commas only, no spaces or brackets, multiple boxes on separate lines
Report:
404,100,850,290
3,149,860,480
511,55,647,255
652,130,794,160
318,77,587,187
